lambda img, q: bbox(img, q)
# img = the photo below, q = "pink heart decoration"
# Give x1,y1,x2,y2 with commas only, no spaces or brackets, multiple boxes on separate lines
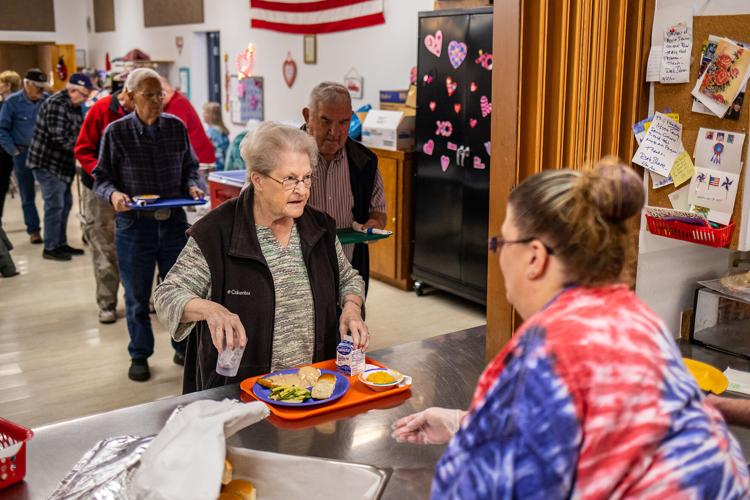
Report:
470,82,478,92
429,101,436,111
469,118,477,128
422,139,435,156
446,76,457,96
473,156,486,170
480,96,492,117
424,30,443,57
448,41,467,69
447,142,458,151
454,103,461,114
440,155,450,172
484,141,491,155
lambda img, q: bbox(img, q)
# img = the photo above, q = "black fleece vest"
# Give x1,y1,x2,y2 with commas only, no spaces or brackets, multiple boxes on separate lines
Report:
182,188,341,393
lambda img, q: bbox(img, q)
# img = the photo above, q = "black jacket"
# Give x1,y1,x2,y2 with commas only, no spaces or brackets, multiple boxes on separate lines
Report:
182,187,341,393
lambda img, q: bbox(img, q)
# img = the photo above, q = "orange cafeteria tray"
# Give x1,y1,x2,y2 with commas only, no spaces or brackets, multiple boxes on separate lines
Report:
240,358,412,420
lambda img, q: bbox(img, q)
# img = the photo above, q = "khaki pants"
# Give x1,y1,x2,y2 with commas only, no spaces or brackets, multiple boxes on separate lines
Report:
80,185,120,310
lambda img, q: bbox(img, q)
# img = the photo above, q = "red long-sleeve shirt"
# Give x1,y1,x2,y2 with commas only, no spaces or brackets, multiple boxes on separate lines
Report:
74,93,127,178
163,91,216,164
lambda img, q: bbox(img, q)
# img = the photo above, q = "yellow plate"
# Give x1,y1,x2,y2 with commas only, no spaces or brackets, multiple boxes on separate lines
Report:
683,358,728,394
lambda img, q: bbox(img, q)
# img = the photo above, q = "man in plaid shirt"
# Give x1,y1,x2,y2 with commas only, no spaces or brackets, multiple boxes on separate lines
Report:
27,73,94,261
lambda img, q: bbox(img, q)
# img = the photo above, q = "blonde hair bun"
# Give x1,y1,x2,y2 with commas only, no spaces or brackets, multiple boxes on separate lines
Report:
581,156,644,224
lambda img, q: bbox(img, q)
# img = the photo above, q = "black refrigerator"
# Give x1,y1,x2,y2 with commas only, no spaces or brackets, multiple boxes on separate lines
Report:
412,8,493,305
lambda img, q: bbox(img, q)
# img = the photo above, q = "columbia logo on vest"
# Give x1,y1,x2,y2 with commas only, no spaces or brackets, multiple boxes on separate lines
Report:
227,289,252,296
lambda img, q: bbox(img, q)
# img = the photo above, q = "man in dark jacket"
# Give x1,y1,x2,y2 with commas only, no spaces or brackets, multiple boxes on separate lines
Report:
303,82,386,293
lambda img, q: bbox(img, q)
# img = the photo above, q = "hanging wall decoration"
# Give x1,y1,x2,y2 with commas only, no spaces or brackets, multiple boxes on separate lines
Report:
283,52,298,88
344,67,364,99
224,52,230,111
303,34,317,64
175,36,184,55
230,75,264,125
236,43,256,79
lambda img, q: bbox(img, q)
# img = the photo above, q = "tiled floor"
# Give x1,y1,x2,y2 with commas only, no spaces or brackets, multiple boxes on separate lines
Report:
0,186,486,428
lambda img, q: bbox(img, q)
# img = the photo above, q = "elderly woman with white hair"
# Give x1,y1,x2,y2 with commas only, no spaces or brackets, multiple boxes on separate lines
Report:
154,122,368,393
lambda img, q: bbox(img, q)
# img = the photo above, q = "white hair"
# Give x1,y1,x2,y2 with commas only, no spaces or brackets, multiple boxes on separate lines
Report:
308,82,351,114
125,68,161,92
240,122,318,185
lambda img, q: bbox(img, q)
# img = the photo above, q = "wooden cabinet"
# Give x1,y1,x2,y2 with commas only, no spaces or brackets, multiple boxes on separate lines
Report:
369,148,414,290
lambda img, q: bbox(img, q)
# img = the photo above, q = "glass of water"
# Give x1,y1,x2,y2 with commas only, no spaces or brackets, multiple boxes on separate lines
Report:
215,335,245,377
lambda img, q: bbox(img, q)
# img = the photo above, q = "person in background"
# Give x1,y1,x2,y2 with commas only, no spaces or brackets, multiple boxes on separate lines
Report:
392,158,750,498
0,225,17,278
0,69,49,244
302,82,386,293
202,102,229,171
224,119,260,171
154,122,367,393
159,75,216,166
0,70,22,228
74,84,134,323
26,73,92,261
81,67,107,116
94,68,204,382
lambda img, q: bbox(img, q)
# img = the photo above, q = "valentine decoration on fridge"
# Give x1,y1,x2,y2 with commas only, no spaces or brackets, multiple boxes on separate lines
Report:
413,8,493,304
283,52,297,88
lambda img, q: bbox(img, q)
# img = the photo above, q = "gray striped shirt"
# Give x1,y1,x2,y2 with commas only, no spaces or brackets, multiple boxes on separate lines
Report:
154,227,365,371
308,147,386,261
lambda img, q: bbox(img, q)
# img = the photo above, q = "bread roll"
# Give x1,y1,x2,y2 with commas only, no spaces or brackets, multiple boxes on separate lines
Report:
222,459,233,485
224,479,256,500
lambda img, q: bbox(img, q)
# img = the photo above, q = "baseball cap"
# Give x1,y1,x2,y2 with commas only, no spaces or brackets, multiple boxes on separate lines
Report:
24,68,48,87
68,72,95,90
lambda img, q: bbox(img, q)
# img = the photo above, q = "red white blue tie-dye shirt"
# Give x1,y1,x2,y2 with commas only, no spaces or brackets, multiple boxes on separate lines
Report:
433,285,749,499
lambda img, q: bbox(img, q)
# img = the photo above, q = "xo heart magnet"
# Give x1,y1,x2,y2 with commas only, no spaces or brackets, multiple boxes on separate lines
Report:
480,96,492,117
424,30,443,57
448,41,467,69
446,76,457,96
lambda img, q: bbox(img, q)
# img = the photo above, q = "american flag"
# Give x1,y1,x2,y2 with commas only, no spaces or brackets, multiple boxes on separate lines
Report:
250,0,385,34
709,175,720,187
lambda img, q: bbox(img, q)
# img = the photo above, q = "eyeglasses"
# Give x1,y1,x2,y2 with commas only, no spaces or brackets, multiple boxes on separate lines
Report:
137,91,166,101
263,173,313,191
488,236,555,255
70,88,91,99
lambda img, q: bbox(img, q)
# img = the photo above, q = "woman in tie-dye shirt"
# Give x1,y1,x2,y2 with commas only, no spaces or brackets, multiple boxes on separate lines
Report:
392,158,749,499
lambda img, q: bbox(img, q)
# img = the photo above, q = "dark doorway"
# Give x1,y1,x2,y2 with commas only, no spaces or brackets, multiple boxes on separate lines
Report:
206,31,221,103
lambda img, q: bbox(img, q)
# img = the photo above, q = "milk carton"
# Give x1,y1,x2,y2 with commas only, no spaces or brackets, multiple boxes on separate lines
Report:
336,335,365,376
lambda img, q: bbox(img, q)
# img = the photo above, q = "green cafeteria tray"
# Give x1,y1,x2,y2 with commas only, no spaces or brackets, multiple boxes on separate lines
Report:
336,229,391,245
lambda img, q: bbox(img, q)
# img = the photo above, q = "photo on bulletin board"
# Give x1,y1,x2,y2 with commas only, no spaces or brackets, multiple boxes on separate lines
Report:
230,75,264,125
178,67,190,100
304,34,317,64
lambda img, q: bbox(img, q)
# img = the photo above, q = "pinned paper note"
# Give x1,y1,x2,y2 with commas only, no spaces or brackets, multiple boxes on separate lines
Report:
660,22,692,83
651,172,674,189
692,36,749,120
693,128,745,175
670,151,695,187
646,46,663,82
688,166,740,213
692,38,750,118
668,185,690,211
632,112,683,178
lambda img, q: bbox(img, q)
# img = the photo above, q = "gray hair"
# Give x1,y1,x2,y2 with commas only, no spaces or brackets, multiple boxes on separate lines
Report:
125,68,161,92
240,122,319,186
308,82,351,114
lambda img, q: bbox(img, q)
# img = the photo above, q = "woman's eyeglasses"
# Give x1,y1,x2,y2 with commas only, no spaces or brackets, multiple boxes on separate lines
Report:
263,173,313,191
488,236,555,255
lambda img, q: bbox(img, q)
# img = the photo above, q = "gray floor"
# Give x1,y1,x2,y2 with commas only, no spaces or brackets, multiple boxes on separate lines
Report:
0,186,486,427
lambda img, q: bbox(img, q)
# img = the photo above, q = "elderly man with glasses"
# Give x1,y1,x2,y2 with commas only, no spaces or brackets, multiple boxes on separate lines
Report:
94,68,204,382
27,72,94,261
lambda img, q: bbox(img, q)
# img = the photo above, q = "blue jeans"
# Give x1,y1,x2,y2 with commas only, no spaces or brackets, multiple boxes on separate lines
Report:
115,210,189,360
13,151,40,234
33,168,72,251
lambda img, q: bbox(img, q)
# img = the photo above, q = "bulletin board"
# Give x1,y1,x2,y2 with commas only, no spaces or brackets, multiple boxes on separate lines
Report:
651,15,750,249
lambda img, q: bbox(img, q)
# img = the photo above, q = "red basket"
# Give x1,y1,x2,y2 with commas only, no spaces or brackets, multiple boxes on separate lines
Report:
645,214,734,248
0,418,33,490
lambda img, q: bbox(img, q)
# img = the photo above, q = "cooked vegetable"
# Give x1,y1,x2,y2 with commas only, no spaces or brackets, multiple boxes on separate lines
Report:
268,385,311,402
366,371,397,384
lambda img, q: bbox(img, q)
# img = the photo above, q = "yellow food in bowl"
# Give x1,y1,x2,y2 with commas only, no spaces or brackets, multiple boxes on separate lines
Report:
366,371,396,384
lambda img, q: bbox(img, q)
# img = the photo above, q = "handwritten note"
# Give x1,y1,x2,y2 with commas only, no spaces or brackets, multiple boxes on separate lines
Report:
632,112,683,178
646,46,663,82
660,22,691,83
670,151,694,187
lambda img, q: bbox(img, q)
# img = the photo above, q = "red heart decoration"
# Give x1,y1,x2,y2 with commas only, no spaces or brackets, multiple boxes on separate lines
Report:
429,101,436,111
454,103,461,114
469,118,477,128
282,53,297,88
446,76,457,96
470,82,478,92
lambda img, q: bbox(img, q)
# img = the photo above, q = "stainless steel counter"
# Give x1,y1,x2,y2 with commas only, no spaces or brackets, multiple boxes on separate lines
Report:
2,326,487,499
3,327,750,499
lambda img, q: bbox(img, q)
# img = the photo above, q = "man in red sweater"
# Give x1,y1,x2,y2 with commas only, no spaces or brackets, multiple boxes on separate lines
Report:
160,76,215,164
74,90,133,324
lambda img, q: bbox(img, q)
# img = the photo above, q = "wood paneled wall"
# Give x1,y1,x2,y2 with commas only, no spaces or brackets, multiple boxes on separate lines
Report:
486,0,654,358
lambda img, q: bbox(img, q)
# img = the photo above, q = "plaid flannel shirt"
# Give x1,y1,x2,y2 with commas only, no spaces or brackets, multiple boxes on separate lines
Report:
26,90,83,183
93,112,201,202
